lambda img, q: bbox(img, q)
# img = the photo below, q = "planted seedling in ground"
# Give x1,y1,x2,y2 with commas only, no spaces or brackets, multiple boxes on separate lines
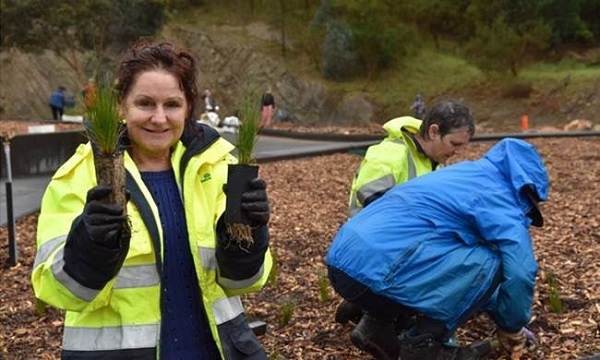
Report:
279,300,295,327
546,272,563,314
318,273,331,302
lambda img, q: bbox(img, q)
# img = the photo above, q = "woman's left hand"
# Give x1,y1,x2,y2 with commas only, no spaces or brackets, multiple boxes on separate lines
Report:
241,178,270,227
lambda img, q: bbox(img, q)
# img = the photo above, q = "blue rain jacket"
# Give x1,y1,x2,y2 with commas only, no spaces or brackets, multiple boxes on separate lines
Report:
48,90,65,108
327,138,549,331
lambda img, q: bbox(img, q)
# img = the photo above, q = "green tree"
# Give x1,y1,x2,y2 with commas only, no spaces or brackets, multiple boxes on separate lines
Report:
264,0,320,57
580,0,600,40
1,0,165,80
409,0,471,48
320,20,357,80
465,15,551,76
540,0,596,44
347,1,396,79
314,0,413,80
462,0,553,76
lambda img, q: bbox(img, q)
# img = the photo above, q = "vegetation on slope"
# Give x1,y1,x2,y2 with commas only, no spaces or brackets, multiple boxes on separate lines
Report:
0,0,598,130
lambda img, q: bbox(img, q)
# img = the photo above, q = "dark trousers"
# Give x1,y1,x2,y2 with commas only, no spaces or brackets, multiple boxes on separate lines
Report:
328,265,502,340
50,106,63,120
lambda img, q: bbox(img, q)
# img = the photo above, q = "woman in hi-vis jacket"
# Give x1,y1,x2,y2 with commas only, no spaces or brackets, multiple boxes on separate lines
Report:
32,39,273,360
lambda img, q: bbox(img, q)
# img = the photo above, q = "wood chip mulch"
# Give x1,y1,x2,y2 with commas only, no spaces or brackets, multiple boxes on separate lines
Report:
1,136,599,360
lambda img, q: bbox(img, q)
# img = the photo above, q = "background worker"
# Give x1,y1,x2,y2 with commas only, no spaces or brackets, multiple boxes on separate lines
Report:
81,77,97,109
32,39,272,359
338,100,476,333
410,92,426,119
48,85,66,120
327,138,547,360
260,88,275,129
347,99,475,218
203,88,218,113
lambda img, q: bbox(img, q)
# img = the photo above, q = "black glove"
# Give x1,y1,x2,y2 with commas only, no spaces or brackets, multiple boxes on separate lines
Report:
81,185,128,248
63,185,130,290
240,178,270,227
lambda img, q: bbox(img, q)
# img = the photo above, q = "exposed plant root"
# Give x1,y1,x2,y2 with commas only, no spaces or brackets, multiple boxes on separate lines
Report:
226,223,254,253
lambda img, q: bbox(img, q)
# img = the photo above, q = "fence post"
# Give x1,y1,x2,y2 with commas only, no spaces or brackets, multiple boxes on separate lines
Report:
2,133,18,266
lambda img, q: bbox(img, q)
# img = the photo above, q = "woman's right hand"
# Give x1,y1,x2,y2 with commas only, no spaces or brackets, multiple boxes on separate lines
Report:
81,185,128,248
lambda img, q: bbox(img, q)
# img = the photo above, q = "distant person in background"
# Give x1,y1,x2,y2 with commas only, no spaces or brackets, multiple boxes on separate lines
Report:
81,78,97,109
260,89,275,129
200,89,220,128
410,93,426,120
203,89,218,113
48,86,66,120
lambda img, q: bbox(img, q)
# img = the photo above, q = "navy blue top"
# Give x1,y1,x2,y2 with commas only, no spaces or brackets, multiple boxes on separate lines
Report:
141,170,219,359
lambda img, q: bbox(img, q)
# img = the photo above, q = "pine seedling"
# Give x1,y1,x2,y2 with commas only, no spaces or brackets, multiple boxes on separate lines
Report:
235,88,260,165
318,274,331,302
85,83,123,157
84,78,129,227
546,272,563,314
279,300,295,327
226,87,261,247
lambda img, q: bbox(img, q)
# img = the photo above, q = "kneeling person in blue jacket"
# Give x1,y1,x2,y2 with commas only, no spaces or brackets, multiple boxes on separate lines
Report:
326,138,548,360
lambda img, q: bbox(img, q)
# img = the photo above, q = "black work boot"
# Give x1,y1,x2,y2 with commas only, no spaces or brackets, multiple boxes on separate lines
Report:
399,333,459,360
350,314,398,360
334,300,363,325
395,313,417,335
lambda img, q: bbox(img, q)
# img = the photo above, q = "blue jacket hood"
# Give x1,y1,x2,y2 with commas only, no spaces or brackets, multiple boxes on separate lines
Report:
483,139,549,225
484,138,548,201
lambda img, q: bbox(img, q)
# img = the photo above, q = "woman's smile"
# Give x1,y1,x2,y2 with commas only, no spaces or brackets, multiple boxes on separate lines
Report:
120,69,188,170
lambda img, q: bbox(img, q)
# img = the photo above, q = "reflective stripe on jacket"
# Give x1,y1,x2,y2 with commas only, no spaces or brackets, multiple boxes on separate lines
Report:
32,124,273,359
348,116,435,217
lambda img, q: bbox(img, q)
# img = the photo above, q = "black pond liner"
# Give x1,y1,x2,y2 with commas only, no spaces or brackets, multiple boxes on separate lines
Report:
224,164,259,225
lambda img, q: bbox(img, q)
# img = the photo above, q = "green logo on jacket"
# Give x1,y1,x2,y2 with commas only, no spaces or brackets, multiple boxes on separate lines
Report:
201,172,212,183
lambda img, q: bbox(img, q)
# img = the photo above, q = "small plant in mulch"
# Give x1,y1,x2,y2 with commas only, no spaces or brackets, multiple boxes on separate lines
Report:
279,300,295,327
224,87,261,251
546,272,564,314
84,79,130,234
318,273,331,302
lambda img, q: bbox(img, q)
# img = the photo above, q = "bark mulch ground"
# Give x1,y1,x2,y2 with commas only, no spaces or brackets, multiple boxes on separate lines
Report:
0,129,598,359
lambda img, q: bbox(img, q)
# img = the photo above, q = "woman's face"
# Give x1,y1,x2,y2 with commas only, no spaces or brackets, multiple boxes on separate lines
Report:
121,70,188,165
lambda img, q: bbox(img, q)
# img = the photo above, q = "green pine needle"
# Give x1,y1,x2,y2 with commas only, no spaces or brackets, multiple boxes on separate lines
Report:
85,82,123,155
547,273,564,314
236,89,260,164
279,300,294,327
318,274,331,302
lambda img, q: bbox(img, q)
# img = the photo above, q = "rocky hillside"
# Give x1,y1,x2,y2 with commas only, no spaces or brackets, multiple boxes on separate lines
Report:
0,49,86,120
0,22,375,127
1,21,599,132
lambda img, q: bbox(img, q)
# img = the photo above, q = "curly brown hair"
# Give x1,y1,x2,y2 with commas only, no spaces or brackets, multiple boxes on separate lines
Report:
115,38,199,124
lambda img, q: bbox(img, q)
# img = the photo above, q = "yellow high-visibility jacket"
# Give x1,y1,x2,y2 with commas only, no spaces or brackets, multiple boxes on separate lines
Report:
32,124,273,359
348,117,438,217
